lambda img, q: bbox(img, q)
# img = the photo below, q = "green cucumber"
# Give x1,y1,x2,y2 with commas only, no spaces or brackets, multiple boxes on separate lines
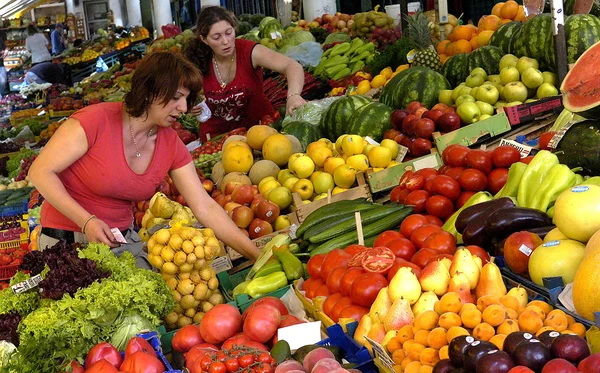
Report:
295,198,370,238
301,205,379,239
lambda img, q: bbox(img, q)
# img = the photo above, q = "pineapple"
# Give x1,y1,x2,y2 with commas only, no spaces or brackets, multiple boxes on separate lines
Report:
407,12,442,71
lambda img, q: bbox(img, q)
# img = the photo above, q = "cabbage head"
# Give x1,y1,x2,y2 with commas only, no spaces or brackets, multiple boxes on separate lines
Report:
279,30,316,53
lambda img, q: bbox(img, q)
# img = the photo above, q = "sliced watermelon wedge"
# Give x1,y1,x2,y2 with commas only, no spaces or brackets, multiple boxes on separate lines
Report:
561,39,600,118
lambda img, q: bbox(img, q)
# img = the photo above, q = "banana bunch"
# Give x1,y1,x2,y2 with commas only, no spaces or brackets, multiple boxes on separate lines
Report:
314,38,376,81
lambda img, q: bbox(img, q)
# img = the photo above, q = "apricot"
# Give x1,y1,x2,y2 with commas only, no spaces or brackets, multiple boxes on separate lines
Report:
398,325,415,344
568,322,586,338
392,349,406,365
446,326,470,344
415,310,440,332
440,292,462,313
483,304,507,326
499,295,520,311
477,295,501,312
497,319,520,335
438,312,462,329
544,309,568,332
439,345,450,360
490,333,507,350
415,330,430,347
428,327,448,350
420,347,441,366
473,322,496,341
518,310,544,333
461,306,483,329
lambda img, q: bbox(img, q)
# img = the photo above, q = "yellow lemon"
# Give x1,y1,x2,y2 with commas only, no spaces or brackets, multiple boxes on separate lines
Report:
380,67,393,79
356,80,371,95
370,74,387,88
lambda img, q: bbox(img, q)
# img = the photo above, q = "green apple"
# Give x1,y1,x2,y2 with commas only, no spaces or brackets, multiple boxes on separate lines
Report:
282,176,300,190
506,101,523,107
495,101,508,109
456,102,482,124
277,169,295,184
503,81,528,103
465,73,486,88
500,66,520,85
476,84,500,105
480,114,492,121
439,89,454,106
451,84,467,102
292,178,314,200
471,67,488,79
455,94,476,106
476,101,495,116
499,54,519,70
487,74,502,85
542,71,558,86
521,67,544,89
470,86,480,99
516,56,539,74
537,82,559,98
312,172,335,195
498,85,505,101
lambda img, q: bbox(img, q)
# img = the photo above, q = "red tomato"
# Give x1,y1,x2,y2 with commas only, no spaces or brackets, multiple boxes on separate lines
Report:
84,359,118,373
339,267,364,296
243,297,288,320
373,230,406,248
385,238,416,261
423,178,434,194
400,214,429,238
411,248,440,268
85,342,122,369
171,325,203,353
520,155,534,164
425,195,455,219
350,272,389,307
466,149,493,175
306,254,326,280
491,146,522,168
443,166,466,181
120,351,164,373
64,361,84,373
398,170,415,188
222,334,254,350
185,344,219,370
404,190,431,213
125,336,157,358
458,168,488,191
256,363,274,373
455,191,476,209
487,168,509,194
421,231,457,255
405,174,425,191
424,215,443,227
278,314,305,328
209,362,227,373
538,132,557,151
438,165,450,175
361,248,396,274
302,277,317,293
330,296,354,322
313,284,330,298
410,224,443,250
224,358,239,373
388,258,422,281
338,305,370,322
466,245,491,264
390,186,409,203
442,145,470,167
321,249,351,283
305,279,324,299
430,175,461,201
322,293,344,316
326,266,347,294
416,168,439,181
243,304,281,343
200,304,242,344
345,244,367,256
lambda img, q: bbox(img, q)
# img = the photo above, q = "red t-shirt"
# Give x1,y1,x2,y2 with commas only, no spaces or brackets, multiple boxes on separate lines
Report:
201,39,274,141
40,102,192,231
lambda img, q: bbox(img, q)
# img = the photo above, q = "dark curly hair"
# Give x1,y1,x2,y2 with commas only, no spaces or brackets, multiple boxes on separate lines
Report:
183,6,237,76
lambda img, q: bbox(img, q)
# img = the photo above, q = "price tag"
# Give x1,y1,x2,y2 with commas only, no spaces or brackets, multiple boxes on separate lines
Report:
288,224,298,240
210,255,232,274
498,139,533,158
518,244,533,257
364,136,380,146
364,336,395,370
396,145,409,163
413,153,440,170
12,274,43,294
548,120,576,149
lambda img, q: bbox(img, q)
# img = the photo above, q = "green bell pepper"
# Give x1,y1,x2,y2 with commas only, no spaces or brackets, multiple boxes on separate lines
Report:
575,174,584,185
517,150,559,208
273,245,304,281
529,164,576,212
495,162,527,198
254,257,283,278
245,271,288,299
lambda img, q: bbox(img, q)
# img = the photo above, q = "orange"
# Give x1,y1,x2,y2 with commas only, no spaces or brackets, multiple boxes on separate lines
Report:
477,30,494,47
437,40,451,55
470,36,479,50
479,15,502,31
453,25,474,41
453,39,473,54
500,0,519,19
445,43,456,57
492,2,505,17
440,54,449,64
447,30,457,42
514,6,526,22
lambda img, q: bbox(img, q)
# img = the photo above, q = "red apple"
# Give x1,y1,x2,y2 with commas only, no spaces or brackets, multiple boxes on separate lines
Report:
224,182,239,195
224,202,242,216
231,184,254,205
578,352,600,373
240,228,250,237
255,200,280,223
384,129,401,140
542,359,578,373
445,106,457,114
248,218,273,239
391,109,410,130
432,103,449,112
438,112,461,133
134,212,144,227
407,101,424,114
231,206,254,229
322,14,332,23
201,178,214,194
251,185,259,195
504,231,543,275
414,118,436,139
400,136,414,151
214,194,227,207
314,17,322,24
222,195,233,208
414,107,428,119
402,115,418,136
423,109,445,124
250,195,265,212
393,133,407,145
211,190,222,199
411,138,432,157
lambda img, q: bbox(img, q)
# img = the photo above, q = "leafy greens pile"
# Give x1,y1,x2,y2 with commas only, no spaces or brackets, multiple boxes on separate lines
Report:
0,243,175,373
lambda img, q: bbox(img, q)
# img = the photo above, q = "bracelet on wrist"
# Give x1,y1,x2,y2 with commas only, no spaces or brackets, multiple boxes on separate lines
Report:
287,92,301,99
81,215,97,234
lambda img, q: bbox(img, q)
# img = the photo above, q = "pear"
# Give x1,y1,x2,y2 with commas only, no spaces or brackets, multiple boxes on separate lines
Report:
448,272,474,304
171,208,191,223
449,248,481,289
147,217,170,231
440,256,452,270
473,255,483,270
366,318,387,344
508,286,528,308
354,314,373,347
383,296,414,332
418,260,451,296
141,210,154,229
412,291,439,316
389,267,422,304
369,287,392,323
475,262,507,300
382,330,398,350
149,192,178,218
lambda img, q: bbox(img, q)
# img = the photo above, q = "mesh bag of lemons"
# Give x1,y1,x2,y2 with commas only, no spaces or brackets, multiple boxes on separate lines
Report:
148,221,226,330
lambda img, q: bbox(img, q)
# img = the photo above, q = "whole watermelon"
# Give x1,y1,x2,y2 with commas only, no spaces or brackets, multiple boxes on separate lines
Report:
565,14,600,64
281,120,322,150
554,119,600,175
347,102,392,141
441,53,469,87
467,46,504,75
490,22,523,55
512,14,556,71
380,66,451,110
319,95,371,140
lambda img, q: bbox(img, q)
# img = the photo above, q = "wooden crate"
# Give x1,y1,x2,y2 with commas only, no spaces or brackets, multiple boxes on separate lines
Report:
292,172,372,224
477,115,556,152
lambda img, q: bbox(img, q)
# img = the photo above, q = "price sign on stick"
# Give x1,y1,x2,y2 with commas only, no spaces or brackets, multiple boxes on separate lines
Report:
355,211,364,246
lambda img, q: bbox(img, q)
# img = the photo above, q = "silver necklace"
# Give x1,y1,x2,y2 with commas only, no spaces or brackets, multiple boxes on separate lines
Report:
129,124,155,158
213,52,235,89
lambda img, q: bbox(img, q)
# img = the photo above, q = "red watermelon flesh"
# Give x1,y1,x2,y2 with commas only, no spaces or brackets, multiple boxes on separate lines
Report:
573,0,594,14
561,39,600,118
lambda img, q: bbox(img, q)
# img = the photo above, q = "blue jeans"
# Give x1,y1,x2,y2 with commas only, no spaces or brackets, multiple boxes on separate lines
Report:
25,71,46,85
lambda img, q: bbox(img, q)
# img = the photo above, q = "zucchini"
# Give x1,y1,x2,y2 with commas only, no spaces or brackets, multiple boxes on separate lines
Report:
363,235,377,247
295,198,371,238
309,205,408,243
301,204,380,239
309,207,414,256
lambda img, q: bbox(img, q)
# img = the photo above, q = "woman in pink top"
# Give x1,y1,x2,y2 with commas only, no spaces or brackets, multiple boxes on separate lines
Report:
28,52,261,268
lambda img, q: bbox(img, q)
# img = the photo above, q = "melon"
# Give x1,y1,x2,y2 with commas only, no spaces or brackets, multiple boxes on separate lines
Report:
247,125,278,150
211,161,225,183
572,246,600,320
561,39,600,118
223,135,248,148
219,172,252,192
553,119,600,175
262,134,293,166
248,160,280,185
553,184,600,242
285,134,303,154
222,145,254,173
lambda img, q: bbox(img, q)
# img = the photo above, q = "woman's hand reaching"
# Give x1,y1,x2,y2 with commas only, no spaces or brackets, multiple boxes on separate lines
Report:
286,94,306,116
84,218,120,247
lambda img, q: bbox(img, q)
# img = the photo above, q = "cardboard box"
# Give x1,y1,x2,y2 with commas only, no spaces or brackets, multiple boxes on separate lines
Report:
502,95,563,126
365,152,442,194
434,112,512,154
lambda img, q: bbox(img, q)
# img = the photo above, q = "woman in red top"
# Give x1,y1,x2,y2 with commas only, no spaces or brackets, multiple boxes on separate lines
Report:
184,6,306,141
28,52,261,268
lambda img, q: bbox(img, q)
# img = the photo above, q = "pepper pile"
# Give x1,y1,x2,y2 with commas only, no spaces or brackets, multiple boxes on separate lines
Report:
313,39,376,81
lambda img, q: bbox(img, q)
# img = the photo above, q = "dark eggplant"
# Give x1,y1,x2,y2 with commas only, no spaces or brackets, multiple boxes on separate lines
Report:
484,207,553,239
461,198,516,247
455,199,496,234
525,225,556,240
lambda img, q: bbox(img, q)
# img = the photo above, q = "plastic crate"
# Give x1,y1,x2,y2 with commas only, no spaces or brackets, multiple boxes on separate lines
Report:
0,264,18,281
317,324,378,373
0,200,29,218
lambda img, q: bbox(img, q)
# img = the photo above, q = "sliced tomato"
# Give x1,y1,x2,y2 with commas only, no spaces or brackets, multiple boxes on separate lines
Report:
361,253,395,274
398,170,415,188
